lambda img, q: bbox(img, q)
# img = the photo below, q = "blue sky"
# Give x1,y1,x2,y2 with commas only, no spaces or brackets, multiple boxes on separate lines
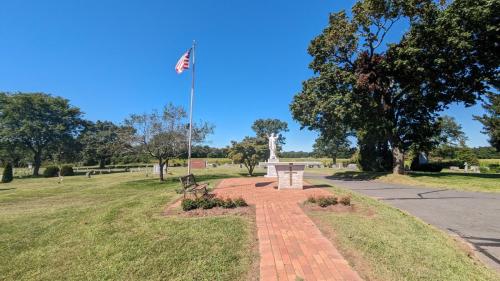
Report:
0,0,489,151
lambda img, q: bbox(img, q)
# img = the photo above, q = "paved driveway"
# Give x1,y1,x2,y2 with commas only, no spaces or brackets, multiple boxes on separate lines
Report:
306,174,500,271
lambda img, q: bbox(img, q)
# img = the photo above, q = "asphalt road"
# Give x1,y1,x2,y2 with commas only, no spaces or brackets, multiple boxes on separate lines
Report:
306,174,500,271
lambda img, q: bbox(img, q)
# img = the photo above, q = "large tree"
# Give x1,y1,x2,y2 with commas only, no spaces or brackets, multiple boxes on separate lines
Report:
79,121,133,168
0,93,84,176
126,103,212,181
251,118,289,148
228,137,267,176
291,0,498,174
474,93,500,151
313,133,353,164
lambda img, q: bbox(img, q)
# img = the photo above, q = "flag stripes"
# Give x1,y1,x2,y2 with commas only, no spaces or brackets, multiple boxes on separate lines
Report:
175,49,191,74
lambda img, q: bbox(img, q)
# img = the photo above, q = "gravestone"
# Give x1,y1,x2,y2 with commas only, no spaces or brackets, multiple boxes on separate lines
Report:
347,163,358,171
153,164,166,174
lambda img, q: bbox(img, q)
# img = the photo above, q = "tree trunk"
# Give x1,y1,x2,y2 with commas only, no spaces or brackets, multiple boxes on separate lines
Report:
164,159,169,177
158,158,164,182
392,146,404,175
99,158,106,169
246,161,254,176
33,150,42,176
331,153,337,166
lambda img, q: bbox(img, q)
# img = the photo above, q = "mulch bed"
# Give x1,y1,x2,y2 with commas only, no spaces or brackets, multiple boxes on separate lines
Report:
163,196,255,218
302,202,356,213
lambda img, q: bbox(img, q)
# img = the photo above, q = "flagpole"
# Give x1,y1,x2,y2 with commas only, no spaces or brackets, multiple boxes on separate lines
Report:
187,40,196,175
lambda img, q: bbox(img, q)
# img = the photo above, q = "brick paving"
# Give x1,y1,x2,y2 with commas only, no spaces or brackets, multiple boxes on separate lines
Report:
214,177,362,281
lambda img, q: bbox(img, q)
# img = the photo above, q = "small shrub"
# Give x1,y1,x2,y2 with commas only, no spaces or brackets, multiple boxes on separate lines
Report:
305,196,317,204
488,164,500,173
181,198,198,211
317,196,338,208
196,197,216,209
339,196,351,206
222,198,236,209
60,165,74,176
43,166,60,178
212,197,225,207
1,163,14,183
234,197,248,207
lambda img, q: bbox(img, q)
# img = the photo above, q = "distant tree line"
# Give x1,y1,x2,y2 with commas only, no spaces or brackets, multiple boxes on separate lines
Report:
0,92,213,181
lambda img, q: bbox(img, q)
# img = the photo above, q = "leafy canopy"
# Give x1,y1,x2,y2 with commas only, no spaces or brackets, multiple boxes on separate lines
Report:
0,92,84,175
228,137,267,176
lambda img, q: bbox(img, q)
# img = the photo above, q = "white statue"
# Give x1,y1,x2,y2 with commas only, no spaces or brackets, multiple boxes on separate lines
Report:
268,133,278,159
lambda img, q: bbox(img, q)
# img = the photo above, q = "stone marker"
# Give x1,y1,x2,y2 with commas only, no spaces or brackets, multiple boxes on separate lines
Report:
275,163,306,190
347,163,358,171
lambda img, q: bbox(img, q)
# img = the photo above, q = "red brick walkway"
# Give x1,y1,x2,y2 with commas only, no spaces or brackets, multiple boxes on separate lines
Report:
215,178,362,281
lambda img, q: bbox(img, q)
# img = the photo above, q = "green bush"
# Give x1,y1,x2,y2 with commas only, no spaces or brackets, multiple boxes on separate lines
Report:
456,148,480,166
60,165,74,176
305,196,317,204
195,197,216,209
181,197,247,211
488,164,500,173
234,197,248,207
181,199,198,211
1,163,13,183
43,166,60,178
222,198,236,209
212,197,225,207
317,196,338,207
339,196,351,206
412,163,443,172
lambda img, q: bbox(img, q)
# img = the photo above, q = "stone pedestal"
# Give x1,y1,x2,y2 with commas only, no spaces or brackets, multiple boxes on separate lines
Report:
265,157,279,178
275,163,305,190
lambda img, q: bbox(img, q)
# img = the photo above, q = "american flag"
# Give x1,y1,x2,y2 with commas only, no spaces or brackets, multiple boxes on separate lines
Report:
175,49,191,74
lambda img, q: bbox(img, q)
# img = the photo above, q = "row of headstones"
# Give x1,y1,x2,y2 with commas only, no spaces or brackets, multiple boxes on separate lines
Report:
449,163,480,173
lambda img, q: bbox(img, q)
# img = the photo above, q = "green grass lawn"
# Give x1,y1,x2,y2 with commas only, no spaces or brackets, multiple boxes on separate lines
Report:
378,172,500,192
0,168,258,281
311,168,500,192
306,179,500,281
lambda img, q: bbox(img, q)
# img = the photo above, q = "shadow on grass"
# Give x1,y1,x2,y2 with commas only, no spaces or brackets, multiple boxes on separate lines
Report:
407,172,500,179
0,187,16,191
448,228,500,266
304,184,331,189
326,171,389,181
121,173,257,189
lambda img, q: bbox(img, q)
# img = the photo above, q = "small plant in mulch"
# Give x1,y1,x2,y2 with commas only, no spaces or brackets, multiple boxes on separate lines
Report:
234,197,248,207
304,195,352,208
305,196,317,204
222,198,237,209
317,196,338,207
181,196,248,211
339,196,351,206
181,198,198,211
